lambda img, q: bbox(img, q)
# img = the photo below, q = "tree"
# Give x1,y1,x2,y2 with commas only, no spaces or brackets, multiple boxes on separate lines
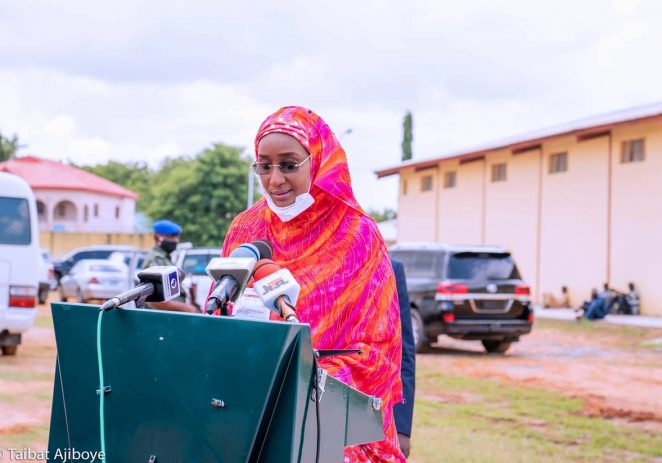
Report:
145,144,251,246
401,111,413,161
367,208,397,223
0,132,21,162
78,143,251,246
81,161,154,211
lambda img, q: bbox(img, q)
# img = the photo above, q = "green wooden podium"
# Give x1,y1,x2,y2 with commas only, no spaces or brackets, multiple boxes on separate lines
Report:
48,302,384,463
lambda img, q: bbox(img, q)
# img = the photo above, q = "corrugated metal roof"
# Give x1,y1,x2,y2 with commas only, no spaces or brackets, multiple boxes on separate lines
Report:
0,156,138,199
376,101,662,178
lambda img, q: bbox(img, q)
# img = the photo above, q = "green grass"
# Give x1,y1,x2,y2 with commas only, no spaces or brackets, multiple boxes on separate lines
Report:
534,318,662,351
410,367,662,463
34,312,54,329
0,422,50,450
0,370,53,382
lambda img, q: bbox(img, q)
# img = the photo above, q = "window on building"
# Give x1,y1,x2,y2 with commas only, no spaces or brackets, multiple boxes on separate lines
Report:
621,139,645,163
491,163,507,182
549,152,568,174
54,201,76,220
402,179,407,195
36,201,46,222
115,206,120,219
94,204,99,217
443,171,457,188
421,175,433,192
84,205,89,222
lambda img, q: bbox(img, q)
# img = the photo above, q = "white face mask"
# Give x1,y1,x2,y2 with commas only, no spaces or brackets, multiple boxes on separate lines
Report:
259,183,315,222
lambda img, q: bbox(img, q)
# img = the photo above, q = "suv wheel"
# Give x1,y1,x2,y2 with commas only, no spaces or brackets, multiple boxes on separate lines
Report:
1,345,18,356
482,340,511,354
411,309,430,353
38,287,48,304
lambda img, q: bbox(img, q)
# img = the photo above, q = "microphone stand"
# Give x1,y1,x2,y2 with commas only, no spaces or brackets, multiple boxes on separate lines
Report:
100,285,154,311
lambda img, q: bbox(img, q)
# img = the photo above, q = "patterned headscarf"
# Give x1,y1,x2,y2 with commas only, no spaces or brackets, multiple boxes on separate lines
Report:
223,106,404,462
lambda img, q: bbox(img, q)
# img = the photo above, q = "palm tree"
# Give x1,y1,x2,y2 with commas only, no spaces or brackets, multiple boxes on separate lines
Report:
0,132,22,162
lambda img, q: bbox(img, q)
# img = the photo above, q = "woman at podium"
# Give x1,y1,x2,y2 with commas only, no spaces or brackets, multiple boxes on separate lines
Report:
221,106,406,462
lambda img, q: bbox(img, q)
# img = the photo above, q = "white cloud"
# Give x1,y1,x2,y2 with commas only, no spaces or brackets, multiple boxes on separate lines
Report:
2,0,662,214
44,114,77,137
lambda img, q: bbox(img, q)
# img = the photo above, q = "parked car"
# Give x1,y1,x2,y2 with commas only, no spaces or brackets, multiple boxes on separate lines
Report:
108,249,148,289
0,172,39,355
38,249,57,304
173,247,221,310
53,245,138,285
390,242,534,354
60,259,131,303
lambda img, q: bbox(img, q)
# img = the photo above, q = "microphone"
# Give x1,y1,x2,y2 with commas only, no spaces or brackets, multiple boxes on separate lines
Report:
252,259,300,323
205,240,273,315
101,266,184,311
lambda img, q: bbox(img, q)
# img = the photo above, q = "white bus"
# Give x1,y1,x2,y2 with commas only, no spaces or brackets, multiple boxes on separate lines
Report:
0,172,39,355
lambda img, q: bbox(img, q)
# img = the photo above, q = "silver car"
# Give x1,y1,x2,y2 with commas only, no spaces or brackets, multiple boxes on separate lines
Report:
174,247,222,310
38,248,57,304
59,259,129,303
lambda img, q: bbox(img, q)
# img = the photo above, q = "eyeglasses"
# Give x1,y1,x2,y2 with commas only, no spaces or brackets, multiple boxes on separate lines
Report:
251,155,311,176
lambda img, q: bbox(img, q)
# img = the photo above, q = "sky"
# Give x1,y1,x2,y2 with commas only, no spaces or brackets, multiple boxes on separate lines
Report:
2,0,662,212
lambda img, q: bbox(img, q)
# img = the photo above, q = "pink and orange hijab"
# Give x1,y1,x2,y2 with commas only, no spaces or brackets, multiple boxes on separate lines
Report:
223,106,405,462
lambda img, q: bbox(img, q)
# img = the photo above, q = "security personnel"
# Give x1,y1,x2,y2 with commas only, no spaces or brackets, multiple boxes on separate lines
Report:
143,219,199,313
392,258,415,458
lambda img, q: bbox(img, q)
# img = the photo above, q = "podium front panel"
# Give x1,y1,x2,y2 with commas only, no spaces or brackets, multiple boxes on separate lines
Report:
49,302,384,463
49,303,307,462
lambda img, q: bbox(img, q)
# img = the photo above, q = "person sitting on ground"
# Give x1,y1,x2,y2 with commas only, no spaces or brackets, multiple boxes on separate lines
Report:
578,286,612,320
576,288,597,320
542,285,570,308
599,282,616,315
611,282,640,315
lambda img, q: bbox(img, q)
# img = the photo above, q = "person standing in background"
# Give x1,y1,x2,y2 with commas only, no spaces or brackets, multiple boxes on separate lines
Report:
392,258,415,459
143,219,199,313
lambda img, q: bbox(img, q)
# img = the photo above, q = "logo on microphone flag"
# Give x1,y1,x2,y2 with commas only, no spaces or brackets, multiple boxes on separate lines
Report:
167,270,180,299
262,277,288,294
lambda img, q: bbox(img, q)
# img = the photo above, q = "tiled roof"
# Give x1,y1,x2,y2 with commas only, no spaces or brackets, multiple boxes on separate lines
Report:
0,156,138,199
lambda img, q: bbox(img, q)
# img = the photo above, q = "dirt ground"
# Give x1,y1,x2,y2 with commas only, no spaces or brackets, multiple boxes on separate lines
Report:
1,299,661,455
421,320,662,432
0,309,56,453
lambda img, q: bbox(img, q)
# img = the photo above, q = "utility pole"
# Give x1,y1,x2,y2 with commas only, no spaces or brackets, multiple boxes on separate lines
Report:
247,167,255,209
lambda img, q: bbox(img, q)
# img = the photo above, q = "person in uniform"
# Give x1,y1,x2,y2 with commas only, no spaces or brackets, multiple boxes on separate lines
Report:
143,219,199,313
392,258,415,459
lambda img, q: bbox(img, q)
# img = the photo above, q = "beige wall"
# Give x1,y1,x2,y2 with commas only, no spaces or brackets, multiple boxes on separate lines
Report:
539,136,609,308
397,167,438,241
484,149,540,296
438,159,484,245
41,232,153,258
610,121,662,314
35,189,135,233
394,118,662,316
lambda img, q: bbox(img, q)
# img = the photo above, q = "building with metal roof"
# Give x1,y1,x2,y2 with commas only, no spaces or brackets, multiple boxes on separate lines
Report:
375,102,662,316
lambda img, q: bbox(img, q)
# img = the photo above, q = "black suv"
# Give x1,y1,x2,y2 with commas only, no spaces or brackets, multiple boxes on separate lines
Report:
390,243,533,354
